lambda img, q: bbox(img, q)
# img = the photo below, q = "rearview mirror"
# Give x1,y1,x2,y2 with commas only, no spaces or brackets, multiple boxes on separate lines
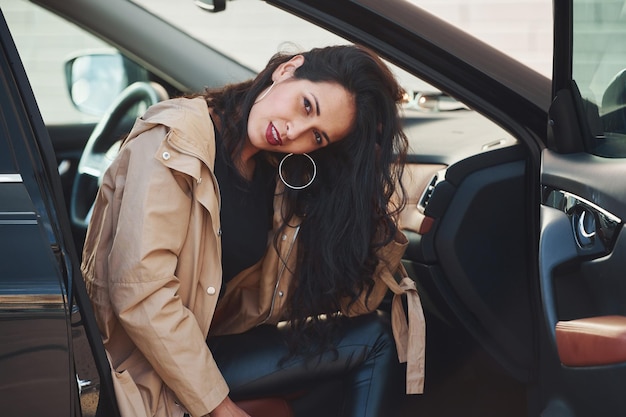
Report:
408,92,469,112
194,0,226,12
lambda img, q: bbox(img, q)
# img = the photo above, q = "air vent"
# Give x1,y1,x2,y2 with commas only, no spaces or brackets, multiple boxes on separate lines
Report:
418,170,445,212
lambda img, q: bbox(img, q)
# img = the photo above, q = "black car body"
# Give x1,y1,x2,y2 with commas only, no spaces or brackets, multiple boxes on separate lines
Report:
1,0,626,416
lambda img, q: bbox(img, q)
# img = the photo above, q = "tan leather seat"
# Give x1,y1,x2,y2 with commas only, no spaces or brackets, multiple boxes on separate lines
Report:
236,398,294,417
556,315,626,367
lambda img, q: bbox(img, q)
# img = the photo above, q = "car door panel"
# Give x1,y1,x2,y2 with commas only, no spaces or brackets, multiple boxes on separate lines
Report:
396,143,533,417
536,1,626,414
539,149,626,415
0,9,125,416
0,11,76,414
415,144,534,376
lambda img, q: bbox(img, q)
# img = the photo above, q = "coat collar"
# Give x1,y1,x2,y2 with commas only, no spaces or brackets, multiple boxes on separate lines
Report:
136,97,216,170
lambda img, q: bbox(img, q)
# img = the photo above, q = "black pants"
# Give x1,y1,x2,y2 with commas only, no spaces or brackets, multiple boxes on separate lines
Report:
207,311,404,417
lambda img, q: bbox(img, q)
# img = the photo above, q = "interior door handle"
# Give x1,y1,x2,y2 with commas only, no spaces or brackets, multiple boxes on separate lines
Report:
542,187,621,253
577,209,596,240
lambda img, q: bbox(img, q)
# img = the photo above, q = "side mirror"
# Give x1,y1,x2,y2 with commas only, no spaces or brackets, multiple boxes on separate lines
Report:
194,0,226,12
410,92,469,112
64,51,147,116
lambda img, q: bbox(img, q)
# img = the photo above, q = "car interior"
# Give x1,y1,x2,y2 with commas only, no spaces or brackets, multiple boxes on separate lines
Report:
8,0,626,416
1,1,543,416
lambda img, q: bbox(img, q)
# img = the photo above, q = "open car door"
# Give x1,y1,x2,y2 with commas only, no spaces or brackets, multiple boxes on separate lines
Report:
538,1,626,415
0,9,120,417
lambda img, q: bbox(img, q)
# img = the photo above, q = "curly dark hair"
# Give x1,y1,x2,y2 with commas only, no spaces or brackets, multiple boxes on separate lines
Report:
197,44,408,354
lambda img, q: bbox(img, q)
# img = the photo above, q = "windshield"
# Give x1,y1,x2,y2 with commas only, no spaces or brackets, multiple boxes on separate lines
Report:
573,0,626,156
131,0,552,89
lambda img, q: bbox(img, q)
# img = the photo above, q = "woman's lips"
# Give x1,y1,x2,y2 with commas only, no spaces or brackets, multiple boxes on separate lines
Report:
266,122,282,146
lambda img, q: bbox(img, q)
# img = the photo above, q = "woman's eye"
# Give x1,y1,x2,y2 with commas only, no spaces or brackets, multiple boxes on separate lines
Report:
304,98,312,114
314,131,322,145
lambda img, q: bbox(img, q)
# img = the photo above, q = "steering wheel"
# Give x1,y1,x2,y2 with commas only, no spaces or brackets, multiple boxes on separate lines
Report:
70,81,168,230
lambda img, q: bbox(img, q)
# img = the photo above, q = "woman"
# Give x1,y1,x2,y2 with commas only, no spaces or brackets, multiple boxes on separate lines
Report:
82,45,424,417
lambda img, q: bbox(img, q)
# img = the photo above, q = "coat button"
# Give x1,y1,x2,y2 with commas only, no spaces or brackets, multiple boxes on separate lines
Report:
278,291,284,297
281,234,287,241
207,286,216,295
162,151,170,160
217,228,222,236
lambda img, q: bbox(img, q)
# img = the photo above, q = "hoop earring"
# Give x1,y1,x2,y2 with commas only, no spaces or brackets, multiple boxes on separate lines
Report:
279,153,317,190
254,82,275,104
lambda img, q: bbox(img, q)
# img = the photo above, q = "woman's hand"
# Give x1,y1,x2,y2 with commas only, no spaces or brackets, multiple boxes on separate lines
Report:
207,396,251,417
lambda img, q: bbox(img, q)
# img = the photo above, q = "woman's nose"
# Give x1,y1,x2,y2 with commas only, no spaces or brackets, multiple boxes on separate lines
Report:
286,120,310,141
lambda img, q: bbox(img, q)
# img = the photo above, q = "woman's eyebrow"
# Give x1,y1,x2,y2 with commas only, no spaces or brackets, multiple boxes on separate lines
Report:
313,94,321,116
312,93,330,144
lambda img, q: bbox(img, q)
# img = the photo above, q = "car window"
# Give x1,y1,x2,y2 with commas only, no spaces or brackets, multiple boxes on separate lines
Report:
413,0,553,79
1,0,112,124
572,0,626,157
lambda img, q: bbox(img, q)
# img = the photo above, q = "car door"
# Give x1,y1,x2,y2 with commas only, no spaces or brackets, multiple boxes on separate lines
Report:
0,9,120,417
0,9,79,416
537,1,626,415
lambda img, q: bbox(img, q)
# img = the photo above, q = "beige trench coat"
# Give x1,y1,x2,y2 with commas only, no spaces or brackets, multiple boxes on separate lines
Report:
82,97,424,417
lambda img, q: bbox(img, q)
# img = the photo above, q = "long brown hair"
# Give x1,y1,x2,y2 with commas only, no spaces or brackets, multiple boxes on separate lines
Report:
197,45,408,354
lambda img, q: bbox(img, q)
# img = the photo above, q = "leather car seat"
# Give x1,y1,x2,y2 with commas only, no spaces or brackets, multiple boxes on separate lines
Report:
236,398,294,417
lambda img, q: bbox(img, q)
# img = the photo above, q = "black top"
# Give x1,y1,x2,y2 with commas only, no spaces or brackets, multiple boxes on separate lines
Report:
213,128,275,286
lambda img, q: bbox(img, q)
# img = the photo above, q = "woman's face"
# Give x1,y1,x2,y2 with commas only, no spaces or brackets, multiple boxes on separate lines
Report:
246,56,355,159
